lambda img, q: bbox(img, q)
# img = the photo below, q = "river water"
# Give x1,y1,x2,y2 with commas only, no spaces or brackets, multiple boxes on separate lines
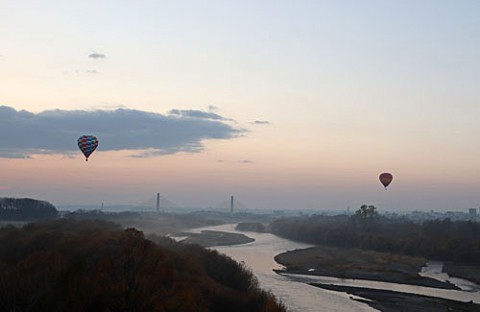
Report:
190,224,480,312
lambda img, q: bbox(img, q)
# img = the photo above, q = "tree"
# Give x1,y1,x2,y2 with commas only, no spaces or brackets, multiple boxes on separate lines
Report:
355,205,378,221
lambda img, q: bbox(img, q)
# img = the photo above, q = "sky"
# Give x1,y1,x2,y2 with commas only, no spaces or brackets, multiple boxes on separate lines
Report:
1,0,480,212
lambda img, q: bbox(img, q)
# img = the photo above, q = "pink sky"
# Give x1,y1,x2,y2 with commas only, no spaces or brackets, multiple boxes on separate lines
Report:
1,1,479,211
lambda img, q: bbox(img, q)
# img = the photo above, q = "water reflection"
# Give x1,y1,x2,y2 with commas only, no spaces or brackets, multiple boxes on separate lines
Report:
193,224,480,311
193,224,376,312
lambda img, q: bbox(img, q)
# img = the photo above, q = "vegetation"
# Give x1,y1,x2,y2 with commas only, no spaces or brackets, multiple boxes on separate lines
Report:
179,230,254,247
0,198,58,220
313,284,480,312
65,210,223,235
270,205,480,265
274,246,456,288
354,204,379,221
0,219,286,312
235,222,266,233
442,263,480,285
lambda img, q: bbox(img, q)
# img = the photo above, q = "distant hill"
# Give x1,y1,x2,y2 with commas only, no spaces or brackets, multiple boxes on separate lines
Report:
0,197,58,220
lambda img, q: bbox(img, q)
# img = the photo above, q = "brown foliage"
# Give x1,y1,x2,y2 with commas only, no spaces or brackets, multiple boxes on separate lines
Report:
0,219,286,312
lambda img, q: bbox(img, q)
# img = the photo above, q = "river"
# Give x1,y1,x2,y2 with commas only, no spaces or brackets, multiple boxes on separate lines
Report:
190,223,480,312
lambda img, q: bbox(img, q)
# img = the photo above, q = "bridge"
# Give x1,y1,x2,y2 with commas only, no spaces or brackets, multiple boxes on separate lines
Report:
131,193,249,213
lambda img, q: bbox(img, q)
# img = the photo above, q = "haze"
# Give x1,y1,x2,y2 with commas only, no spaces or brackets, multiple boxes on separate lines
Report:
1,1,479,211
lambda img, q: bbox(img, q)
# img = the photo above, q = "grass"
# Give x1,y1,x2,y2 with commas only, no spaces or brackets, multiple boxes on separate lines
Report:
274,246,459,289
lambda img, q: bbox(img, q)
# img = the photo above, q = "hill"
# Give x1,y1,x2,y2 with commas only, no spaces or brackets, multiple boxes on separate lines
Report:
0,197,58,220
0,219,286,312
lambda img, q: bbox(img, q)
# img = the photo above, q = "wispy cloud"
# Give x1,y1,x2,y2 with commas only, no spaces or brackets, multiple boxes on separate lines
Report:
251,120,270,125
238,160,253,163
208,105,218,112
85,70,98,74
169,109,226,120
216,159,253,164
88,52,106,59
0,106,244,158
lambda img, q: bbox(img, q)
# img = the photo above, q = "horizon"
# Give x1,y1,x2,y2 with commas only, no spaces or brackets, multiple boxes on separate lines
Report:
1,1,479,212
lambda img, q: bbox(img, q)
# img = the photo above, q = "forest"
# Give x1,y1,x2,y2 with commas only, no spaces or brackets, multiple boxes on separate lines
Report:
0,219,286,312
270,208,480,265
0,198,58,220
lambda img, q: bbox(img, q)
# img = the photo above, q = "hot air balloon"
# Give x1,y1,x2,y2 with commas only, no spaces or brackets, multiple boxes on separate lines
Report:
77,135,98,161
379,172,393,190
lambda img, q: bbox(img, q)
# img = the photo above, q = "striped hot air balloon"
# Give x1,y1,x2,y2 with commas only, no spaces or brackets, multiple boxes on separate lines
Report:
77,135,99,161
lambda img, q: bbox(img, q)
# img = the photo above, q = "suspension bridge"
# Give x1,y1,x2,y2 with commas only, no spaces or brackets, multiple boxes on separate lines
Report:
128,193,249,214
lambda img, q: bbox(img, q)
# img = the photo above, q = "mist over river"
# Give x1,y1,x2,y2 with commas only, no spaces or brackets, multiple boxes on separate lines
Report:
190,224,480,312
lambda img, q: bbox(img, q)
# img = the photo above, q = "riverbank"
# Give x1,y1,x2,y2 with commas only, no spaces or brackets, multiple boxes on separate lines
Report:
443,263,480,285
312,284,480,312
179,230,255,247
193,224,480,312
274,246,459,289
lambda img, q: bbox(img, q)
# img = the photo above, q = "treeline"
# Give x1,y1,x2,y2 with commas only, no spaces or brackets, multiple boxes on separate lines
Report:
270,214,480,264
0,219,286,312
235,222,266,233
0,198,58,220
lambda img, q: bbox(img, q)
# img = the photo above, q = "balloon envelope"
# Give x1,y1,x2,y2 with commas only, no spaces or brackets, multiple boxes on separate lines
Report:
77,135,98,161
379,172,393,189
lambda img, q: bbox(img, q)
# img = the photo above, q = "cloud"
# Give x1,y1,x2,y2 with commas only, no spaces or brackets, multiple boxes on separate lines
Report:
169,109,226,120
216,159,253,164
85,70,98,74
0,106,244,158
251,120,270,125
238,160,253,163
0,149,32,159
88,52,106,59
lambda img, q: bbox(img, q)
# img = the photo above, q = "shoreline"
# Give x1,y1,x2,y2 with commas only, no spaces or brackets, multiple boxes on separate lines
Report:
178,230,255,247
182,228,480,311
272,267,459,290
311,283,480,312
274,246,461,290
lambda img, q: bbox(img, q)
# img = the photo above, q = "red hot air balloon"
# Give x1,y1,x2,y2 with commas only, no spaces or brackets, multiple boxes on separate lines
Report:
77,135,99,161
379,172,393,190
